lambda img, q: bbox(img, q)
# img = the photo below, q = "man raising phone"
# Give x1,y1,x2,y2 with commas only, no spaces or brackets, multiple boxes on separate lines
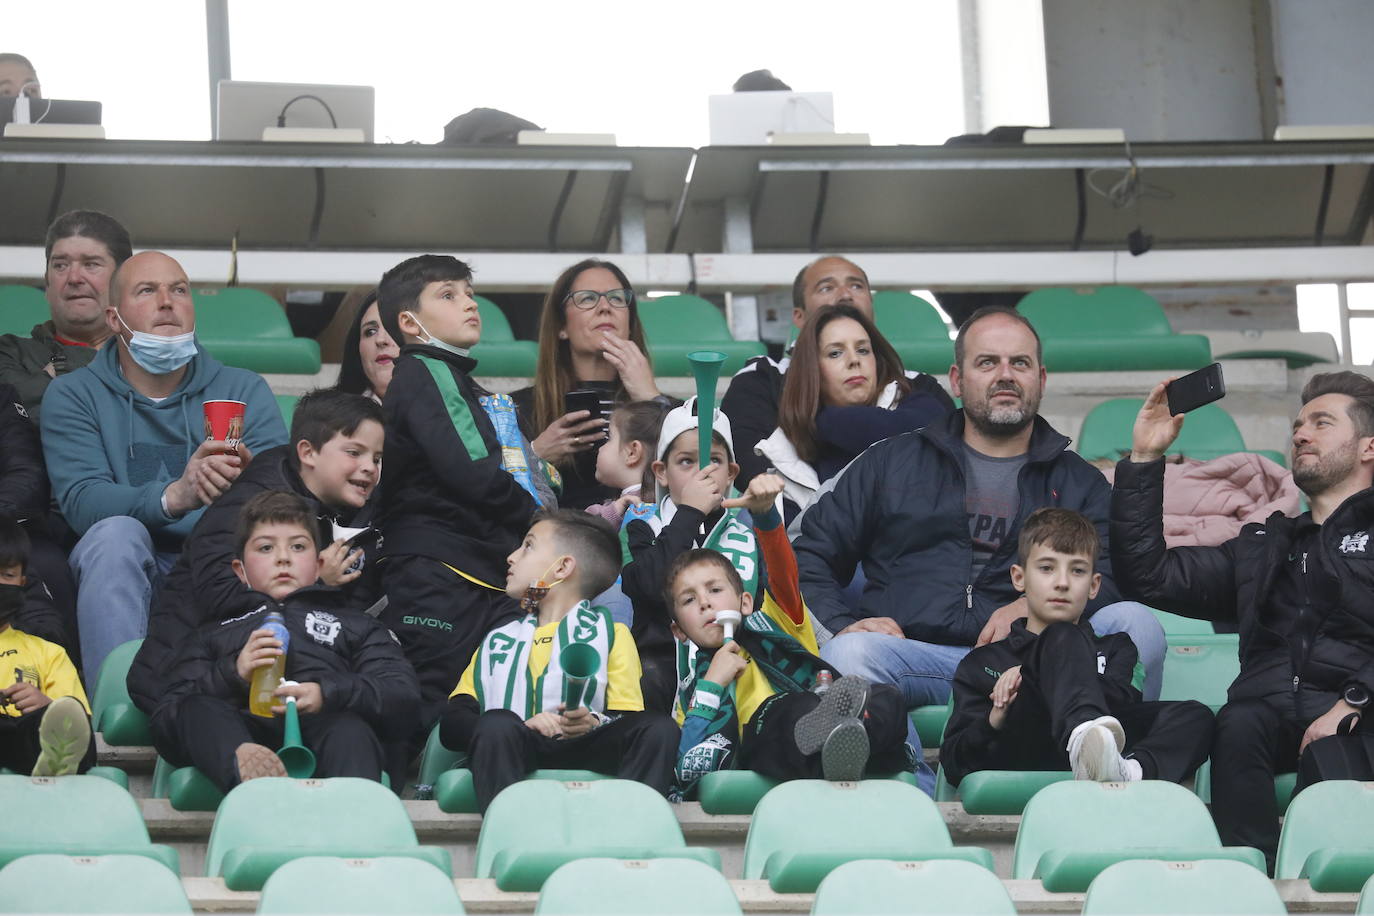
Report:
1110,370,1374,872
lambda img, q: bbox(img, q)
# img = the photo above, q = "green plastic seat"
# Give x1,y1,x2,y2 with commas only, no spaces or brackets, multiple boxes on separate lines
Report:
275,394,300,428
743,779,993,893
204,777,449,891
1276,780,1374,891
434,767,606,814
258,856,464,914
1151,608,1217,635
1191,761,1296,812
944,770,1075,816
1359,872,1374,914
1082,859,1286,915
1017,286,1212,372
0,854,191,914
90,639,152,746
475,778,719,892
150,756,225,811
192,287,322,374
695,769,918,815
413,724,466,801
638,294,766,376
1076,398,1247,463
0,284,50,336
469,295,539,377
536,857,740,915
0,775,178,872
871,291,954,374
1012,780,1264,892
910,703,950,749
812,858,1016,916
1159,635,1240,712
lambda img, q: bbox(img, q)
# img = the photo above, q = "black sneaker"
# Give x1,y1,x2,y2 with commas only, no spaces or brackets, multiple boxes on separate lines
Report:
820,719,870,781
795,675,869,756
31,696,91,777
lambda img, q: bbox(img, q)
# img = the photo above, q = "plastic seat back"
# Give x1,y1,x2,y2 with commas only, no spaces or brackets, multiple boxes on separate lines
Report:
192,287,322,374
0,285,50,336
474,295,515,341
0,775,178,872
89,639,151,745
0,854,191,914
1276,780,1374,889
1018,286,1175,337
870,291,953,374
812,858,1016,916
638,294,766,376
1082,859,1285,915
469,295,538,375
258,856,464,914
1076,398,1247,462
536,858,740,915
1159,635,1240,711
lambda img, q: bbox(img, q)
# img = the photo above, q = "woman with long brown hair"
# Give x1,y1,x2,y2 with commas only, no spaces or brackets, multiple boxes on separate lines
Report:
511,258,674,509
759,304,952,520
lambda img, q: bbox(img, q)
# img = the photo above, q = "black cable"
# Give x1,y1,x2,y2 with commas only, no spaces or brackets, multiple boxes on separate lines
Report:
276,94,338,129
45,163,66,226
309,168,326,248
548,171,577,251
1071,167,1087,251
1314,164,1334,246
686,252,698,296
808,171,830,252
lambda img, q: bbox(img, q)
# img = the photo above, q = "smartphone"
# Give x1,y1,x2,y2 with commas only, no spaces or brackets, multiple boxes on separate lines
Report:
564,389,605,422
1166,362,1226,416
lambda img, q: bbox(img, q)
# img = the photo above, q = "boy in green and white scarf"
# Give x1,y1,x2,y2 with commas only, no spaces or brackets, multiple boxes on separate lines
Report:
439,509,679,813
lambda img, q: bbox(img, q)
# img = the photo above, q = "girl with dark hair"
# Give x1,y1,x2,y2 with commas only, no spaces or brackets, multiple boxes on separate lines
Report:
512,259,674,509
335,292,399,402
760,304,952,520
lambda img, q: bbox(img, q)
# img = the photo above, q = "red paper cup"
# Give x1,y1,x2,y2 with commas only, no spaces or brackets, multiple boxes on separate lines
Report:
203,400,247,452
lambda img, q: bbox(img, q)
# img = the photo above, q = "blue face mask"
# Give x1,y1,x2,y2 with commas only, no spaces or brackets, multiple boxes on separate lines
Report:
403,311,469,358
117,314,198,375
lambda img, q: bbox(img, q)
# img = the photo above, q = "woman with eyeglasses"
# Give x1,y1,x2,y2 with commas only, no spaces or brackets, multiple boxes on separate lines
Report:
512,258,675,509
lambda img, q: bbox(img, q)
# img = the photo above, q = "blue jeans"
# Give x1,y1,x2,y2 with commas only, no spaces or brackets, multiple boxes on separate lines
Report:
69,516,178,684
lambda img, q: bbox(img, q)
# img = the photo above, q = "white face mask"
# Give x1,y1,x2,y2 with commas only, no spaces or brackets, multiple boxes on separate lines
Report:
116,313,197,374
403,311,468,358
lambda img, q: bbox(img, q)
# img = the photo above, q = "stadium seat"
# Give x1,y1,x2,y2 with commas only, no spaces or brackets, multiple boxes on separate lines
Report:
474,778,719,892
0,854,191,914
1012,780,1264,891
204,777,449,891
90,639,152,746
536,857,740,915
275,394,299,428
0,284,49,336
413,724,466,801
940,770,1074,816
258,856,464,915
150,757,225,811
811,859,1016,916
910,701,951,749
1190,761,1296,813
434,767,607,814
1359,873,1374,914
1202,328,1338,368
192,287,322,374
743,780,993,893
1159,635,1240,711
470,295,539,377
0,775,179,872
637,294,767,376
1152,608,1217,635
1081,859,1286,915
871,291,954,374
1075,398,1248,463
1276,780,1374,891
1017,286,1212,372
695,769,919,815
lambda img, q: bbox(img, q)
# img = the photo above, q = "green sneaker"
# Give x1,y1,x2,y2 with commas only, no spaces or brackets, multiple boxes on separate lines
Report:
31,696,91,777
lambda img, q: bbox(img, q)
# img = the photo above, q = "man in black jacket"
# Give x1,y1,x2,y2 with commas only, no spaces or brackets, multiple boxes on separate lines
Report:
1111,371,1374,868
720,256,953,492
795,308,1165,711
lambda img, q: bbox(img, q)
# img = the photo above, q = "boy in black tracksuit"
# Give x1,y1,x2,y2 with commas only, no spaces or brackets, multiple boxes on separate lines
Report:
163,491,419,792
941,508,1212,787
374,256,550,730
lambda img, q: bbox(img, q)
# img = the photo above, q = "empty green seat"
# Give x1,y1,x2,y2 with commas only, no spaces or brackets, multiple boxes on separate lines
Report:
90,639,151,746
258,856,464,915
1203,329,1338,369
434,767,606,814
1076,398,1247,463
1013,780,1264,892
871,291,954,374
150,756,224,811
812,859,1016,916
1191,761,1296,812
536,858,740,915
943,770,1075,816
0,775,178,872
695,769,919,815
469,295,538,377
1276,780,1374,891
0,284,50,336
275,394,300,428
192,287,322,374
638,294,766,376
744,779,992,893
414,724,466,801
0,854,191,914
475,778,719,892
1159,635,1240,712
204,777,448,891
1359,873,1374,914
910,703,950,749
1082,859,1285,915
1017,286,1212,372
1152,608,1216,635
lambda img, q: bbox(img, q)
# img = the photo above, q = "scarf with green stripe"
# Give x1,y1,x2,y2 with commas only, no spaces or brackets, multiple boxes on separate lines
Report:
473,601,614,717
650,497,760,596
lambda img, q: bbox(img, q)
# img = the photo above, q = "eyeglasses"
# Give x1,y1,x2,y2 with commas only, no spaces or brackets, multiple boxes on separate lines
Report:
565,288,633,310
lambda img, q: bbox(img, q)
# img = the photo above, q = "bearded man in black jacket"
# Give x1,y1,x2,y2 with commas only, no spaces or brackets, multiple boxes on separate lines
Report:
1112,370,1374,870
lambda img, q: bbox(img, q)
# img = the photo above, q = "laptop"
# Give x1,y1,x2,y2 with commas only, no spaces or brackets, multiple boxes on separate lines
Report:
708,91,835,145
0,97,102,127
216,81,374,142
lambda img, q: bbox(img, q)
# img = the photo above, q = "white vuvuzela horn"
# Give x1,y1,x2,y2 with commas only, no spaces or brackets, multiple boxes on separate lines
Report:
715,609,743,642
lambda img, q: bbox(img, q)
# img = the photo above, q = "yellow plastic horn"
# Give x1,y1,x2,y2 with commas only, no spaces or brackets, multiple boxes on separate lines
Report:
688,350,727,469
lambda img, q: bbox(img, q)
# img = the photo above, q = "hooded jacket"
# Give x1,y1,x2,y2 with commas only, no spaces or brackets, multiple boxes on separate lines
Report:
1111,457,1374,719
39,339,286,544
0,320,100,425
794,410,1121,642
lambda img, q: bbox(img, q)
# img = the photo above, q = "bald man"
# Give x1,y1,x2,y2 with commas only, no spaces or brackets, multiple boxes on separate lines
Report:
41,251,286,681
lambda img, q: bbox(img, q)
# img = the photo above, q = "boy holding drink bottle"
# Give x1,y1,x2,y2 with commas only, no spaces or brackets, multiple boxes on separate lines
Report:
439,509,679,813
162,491,419,791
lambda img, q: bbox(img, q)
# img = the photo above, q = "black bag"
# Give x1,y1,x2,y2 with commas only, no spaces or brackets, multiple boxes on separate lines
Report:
441,108,542,146
1295,714,1373,793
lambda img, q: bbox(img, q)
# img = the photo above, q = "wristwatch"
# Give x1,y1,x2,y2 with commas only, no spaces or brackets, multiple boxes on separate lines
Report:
1344,684,1370,709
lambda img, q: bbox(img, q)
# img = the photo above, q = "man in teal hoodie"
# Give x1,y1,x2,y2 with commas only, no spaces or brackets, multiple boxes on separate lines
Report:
40,251,287,682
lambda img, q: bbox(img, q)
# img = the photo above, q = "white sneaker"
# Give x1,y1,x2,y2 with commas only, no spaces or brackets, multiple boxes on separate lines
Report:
1067,716,1136,782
